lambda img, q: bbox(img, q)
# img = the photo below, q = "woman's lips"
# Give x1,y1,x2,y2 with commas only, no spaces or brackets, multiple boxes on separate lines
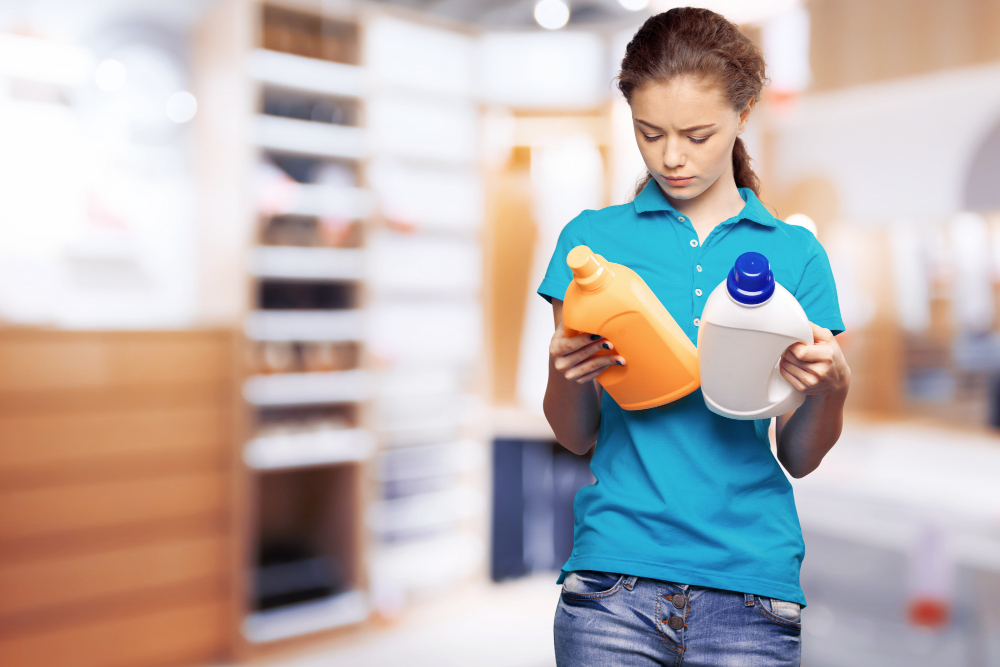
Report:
663,176,694,186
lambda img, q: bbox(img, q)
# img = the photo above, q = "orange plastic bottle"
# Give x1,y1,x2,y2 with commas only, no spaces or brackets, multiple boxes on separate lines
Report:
562,245,700,410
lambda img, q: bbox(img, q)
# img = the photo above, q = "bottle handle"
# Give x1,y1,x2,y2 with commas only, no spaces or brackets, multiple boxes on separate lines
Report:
764,335,811,414
766,360,795,404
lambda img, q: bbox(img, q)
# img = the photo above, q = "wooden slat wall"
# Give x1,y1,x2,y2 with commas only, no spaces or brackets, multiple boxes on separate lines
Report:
0,330,236,667
809,0,1000,92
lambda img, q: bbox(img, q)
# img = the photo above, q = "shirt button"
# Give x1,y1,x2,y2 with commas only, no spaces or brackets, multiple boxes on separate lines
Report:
667,616,685,630
695,289,702,297
689,239,698,247
693,318,700,326
678,216,685,221
696,265,702,272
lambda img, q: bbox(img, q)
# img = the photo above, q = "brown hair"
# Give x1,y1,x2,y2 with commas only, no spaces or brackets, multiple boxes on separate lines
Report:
618,7,767,199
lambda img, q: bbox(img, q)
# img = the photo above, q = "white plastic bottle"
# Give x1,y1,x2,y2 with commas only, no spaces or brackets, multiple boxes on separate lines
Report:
697,252,813,420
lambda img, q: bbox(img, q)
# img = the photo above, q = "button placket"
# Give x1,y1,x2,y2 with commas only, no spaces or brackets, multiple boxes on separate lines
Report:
690,245,706,328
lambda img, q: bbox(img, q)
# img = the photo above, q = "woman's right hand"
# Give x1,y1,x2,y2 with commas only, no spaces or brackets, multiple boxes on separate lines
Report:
549,324,627,385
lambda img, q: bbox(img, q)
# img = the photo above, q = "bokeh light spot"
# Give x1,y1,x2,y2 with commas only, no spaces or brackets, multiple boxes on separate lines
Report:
166,91,197,123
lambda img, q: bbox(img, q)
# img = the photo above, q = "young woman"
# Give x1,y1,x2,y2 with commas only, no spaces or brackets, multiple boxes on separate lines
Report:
537,8,850,666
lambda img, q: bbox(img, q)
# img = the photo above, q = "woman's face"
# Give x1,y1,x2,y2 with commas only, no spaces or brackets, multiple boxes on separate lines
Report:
630,76,751,201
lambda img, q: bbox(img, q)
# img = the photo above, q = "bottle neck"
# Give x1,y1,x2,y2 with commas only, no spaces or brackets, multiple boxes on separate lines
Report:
574,258,610,290
567,246,612,290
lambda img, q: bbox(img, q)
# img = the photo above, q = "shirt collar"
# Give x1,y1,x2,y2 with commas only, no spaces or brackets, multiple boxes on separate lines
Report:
631,178,777,227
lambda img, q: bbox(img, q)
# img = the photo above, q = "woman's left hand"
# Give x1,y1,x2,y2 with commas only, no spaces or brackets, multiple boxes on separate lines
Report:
779,323,850,398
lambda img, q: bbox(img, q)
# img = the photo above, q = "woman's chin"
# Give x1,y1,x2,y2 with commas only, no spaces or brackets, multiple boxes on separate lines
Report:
659,181,706,200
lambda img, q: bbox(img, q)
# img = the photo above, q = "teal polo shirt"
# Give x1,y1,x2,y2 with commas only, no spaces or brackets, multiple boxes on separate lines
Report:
537,181,844,606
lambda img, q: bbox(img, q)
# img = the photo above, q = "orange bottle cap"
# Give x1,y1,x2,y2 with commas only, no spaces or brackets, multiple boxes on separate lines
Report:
568,246,610,290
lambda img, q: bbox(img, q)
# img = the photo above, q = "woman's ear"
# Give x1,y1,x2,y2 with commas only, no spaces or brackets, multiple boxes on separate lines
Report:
736,99,755,135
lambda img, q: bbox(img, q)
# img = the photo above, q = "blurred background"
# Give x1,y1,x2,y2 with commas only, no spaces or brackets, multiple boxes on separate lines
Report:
1,0,999,665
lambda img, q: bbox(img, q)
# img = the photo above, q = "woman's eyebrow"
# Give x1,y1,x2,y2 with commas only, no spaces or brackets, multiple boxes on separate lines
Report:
634,119,716,133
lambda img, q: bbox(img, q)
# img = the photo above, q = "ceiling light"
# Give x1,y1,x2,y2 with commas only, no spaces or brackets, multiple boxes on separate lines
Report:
618,0,650,9
535,0,570,30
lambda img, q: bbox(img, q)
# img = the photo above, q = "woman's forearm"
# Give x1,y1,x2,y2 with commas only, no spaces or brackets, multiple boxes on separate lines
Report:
775,389,847,478
543,299,614,455
543,361,602,455
775,323,851,478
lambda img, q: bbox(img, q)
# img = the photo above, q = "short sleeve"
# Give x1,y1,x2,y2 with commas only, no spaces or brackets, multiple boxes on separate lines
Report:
794,236,845,336
537,210,591,304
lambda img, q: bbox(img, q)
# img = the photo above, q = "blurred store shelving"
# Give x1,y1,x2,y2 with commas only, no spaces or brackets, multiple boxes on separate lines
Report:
5,1,1000,666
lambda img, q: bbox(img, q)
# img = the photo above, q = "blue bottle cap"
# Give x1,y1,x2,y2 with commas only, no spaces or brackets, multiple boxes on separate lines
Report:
726,252,775,305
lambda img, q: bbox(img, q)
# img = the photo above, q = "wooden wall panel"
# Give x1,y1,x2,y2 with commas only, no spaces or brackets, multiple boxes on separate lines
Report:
0,329,236,667
0,472,229,540
0,599,227,667
809,0,1000,91
0,535,227,618
0,333,230,393
0,406,229,491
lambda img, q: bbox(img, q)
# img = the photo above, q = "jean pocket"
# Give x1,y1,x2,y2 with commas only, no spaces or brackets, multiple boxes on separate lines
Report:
770,599,802,623
561,571,625,600
754,595,802,629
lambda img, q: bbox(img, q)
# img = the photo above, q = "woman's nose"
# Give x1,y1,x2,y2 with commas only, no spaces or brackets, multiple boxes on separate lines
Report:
663,136,685,169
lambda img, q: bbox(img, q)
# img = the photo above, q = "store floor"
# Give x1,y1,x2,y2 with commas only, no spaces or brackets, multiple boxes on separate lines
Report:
238,574,561,667
231,419,1000,667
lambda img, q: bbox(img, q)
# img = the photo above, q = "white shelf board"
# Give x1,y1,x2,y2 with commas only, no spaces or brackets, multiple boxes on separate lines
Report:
256,115,366,159
245,309,363,342
367,485,483,535
370,532,484,595
250,246,364,281
280,184,374,219
244,427,375,470
243,369,370,406
378,439,483,482
372,392,480,439
242,589,368,644
248,48,365,98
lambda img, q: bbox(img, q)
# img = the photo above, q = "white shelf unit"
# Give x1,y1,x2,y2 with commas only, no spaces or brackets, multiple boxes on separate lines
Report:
196,0,488,654
361,14,488,608
238,0,377,651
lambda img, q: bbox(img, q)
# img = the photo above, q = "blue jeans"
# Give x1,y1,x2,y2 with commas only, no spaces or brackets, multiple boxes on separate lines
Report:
554,571,802,666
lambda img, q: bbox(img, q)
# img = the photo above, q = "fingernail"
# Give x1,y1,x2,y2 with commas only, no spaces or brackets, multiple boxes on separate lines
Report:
602,343,612,350
616,360,624,366
590,334,601,340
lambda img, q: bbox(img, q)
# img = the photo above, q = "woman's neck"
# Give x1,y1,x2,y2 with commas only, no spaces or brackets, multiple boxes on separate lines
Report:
661,170,746,244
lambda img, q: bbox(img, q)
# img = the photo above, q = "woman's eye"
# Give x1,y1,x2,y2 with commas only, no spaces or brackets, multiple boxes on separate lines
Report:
690,136,709,144
642,134,661,143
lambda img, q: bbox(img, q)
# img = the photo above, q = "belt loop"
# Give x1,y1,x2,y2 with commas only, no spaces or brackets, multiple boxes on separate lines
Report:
744,593,754,607
624,576,638,590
